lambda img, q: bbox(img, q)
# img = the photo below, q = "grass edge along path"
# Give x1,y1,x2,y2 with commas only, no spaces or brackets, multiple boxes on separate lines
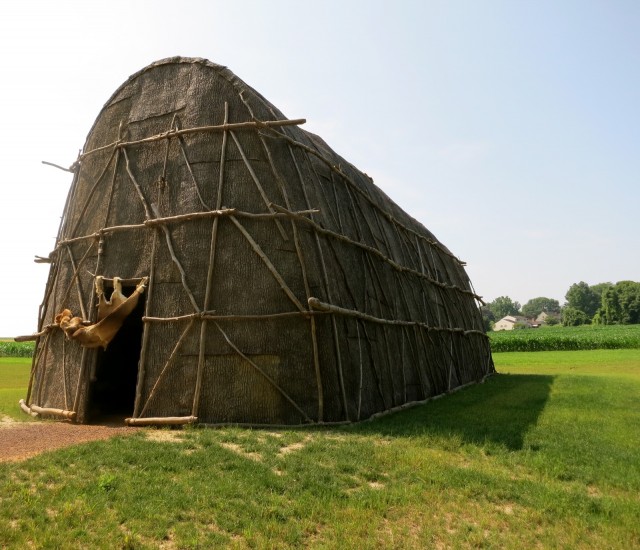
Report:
1,350,639,548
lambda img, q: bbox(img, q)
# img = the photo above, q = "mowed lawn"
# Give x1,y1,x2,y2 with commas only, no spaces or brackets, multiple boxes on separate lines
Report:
0,350,639,548
0,357,33,422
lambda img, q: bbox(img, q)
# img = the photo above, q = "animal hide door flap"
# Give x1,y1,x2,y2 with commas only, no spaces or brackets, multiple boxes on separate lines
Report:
55,276,148,349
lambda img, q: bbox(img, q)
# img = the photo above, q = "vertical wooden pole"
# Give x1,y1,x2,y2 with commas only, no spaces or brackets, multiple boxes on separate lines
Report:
254,123,324,422
65,246,87,320
192,102,228,419
285,142,349,421
132,229,158,418
72,234,104,418
62,338,68,410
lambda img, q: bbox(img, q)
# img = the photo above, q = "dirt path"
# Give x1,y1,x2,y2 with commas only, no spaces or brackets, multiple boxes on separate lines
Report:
0,416,135,463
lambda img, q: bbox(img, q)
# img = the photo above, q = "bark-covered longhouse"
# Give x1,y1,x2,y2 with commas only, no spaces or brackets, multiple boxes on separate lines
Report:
21,57,494,426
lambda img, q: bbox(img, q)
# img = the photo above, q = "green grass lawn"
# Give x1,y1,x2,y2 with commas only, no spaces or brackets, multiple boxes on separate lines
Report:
0,357,32,421
1,350,639,548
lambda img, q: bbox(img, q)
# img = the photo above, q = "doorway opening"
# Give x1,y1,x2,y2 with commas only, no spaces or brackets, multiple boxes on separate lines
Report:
88,282,146,423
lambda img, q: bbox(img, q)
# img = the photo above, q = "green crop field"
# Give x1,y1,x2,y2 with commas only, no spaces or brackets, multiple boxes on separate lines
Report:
1,349,639,548
0,340,34,358
489,323,640,352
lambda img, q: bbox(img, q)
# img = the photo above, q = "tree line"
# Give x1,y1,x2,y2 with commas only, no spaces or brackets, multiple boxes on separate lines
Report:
481,280,640,329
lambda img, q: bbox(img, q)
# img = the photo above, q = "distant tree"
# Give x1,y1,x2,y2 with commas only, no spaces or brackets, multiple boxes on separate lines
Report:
521,297,561,319
565,282,600,320
590,283,613,325
597,281,640,325
590,282,613,301
488,296,520,320
480,305,495,332
562,306,590,326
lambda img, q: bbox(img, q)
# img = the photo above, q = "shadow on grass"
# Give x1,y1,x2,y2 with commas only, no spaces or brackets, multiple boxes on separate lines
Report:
353,374,555,451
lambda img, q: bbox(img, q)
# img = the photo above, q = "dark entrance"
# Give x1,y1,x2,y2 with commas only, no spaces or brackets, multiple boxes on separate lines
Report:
88,283,145,422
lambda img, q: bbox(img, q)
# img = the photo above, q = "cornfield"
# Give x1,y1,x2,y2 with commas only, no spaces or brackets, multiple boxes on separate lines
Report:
5,325,640,357
489,324,640,352
0,341,35,358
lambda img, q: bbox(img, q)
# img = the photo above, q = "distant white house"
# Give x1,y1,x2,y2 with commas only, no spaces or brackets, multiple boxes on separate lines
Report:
535,311,560,325
493,315,533,331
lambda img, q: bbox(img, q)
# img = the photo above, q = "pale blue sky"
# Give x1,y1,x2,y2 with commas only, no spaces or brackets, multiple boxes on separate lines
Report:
1,1,638,335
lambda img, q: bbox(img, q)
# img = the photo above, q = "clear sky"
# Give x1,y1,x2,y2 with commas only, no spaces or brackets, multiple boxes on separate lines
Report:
1,1,638,336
